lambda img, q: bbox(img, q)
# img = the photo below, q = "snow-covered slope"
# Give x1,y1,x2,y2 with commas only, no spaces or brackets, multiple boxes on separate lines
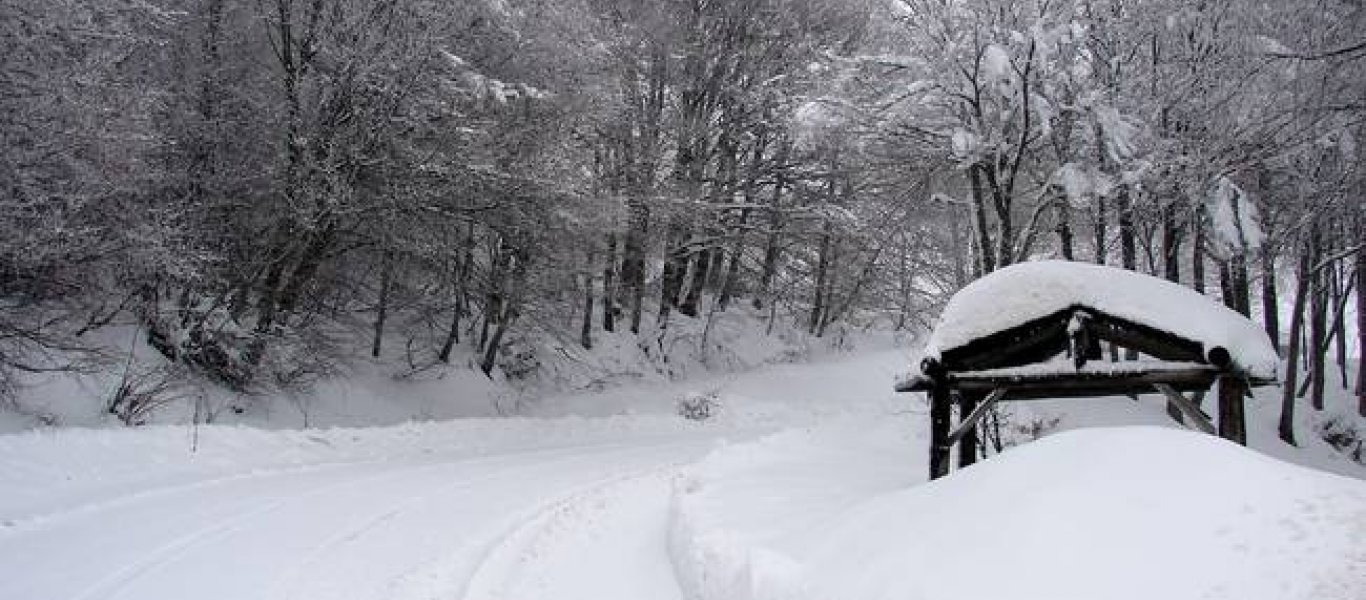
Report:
673,426,1366,600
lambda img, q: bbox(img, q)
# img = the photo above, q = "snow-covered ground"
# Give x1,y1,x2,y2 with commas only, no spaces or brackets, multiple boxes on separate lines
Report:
1,348,1363,600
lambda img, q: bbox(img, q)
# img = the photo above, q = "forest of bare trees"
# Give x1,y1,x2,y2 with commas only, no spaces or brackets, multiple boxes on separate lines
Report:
1,0,1362,427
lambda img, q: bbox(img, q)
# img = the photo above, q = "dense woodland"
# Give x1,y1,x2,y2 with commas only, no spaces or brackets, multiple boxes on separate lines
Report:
1,0,1363,428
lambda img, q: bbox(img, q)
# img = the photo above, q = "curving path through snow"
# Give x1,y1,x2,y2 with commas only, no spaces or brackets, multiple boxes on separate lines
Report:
0,348,912,600
0,435,710,600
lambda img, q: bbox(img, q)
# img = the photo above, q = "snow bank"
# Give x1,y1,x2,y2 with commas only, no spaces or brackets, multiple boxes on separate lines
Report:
672,426,1366,600
925,260,1278,378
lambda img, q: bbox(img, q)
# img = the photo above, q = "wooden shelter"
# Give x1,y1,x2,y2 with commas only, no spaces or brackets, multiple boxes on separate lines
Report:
897,264,1278,480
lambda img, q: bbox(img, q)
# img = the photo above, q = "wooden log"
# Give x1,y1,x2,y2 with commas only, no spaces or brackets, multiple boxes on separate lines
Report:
1086,311,1205,363
1217,374,1247,445
940,304,1209,372
950,367,1219,398
946,388,1008,449
1153,383,1216,435
929,383,952,480
940,308,1073,371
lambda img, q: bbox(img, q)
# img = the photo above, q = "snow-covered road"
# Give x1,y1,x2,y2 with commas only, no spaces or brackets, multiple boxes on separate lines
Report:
0,434,710,600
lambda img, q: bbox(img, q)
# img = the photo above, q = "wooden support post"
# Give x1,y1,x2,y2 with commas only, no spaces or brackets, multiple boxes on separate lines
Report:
1217,374,1247,445
929,383,952,480
957,391,979,468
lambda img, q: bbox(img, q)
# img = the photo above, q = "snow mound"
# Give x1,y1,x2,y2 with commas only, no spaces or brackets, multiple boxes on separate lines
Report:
673,426,1366,600
925,260,1278,378
808,428,1366,600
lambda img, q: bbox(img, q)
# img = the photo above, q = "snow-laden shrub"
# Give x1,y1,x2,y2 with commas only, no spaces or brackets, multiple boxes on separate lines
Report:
678,391,721,421
106,363,193,426
1318,416,1364,465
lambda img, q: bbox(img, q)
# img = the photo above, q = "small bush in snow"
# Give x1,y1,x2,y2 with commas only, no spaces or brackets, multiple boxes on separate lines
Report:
107,364,190,426
678,391,721,421
1318,416,1364,465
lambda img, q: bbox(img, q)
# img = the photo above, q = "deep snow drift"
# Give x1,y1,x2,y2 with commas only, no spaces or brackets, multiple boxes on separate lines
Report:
674,426,1366,600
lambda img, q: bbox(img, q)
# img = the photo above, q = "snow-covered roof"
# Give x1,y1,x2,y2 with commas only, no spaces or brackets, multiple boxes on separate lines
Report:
924,261,1278,379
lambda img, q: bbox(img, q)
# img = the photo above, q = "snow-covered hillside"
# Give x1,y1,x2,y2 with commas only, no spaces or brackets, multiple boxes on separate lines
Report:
1,349,1362,600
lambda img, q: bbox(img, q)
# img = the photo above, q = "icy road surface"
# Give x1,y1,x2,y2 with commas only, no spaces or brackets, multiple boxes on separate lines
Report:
0,435,709,600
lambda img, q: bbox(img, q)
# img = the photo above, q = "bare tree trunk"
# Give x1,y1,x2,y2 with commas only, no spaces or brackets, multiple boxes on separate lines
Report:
602,233,616,333
717,208,749,310
624,200,647,334
1161,201,1182,282
1280,246,1311,445
439,223,475,363
580,251,594,350
479,243,506,353
1057,201,1074,260
704,245,725,293
438,303,461,364
1331,262,1348,389
187,0,225,209
817,239,841,337
809,222,831,335
679,248,709,317
1309,226,1327,411
1192,205,1206,293
1220,261,1237,311
1356,232,1365,416
1093,194,1107,265
371,249,392,358
479,249,527,377
1117,186,1136,271
1231,253,1251,316
753,181,784,310
968,164,996,273
1261,248,1280,351
658,239,683,328
950,209,968,286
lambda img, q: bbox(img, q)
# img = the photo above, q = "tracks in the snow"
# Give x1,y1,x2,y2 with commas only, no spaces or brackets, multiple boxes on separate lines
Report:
0,437,712,600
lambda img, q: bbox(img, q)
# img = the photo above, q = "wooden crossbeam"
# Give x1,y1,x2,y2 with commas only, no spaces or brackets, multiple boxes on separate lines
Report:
948,367,1219,399
1153,383,1216,435
945,388,1009,447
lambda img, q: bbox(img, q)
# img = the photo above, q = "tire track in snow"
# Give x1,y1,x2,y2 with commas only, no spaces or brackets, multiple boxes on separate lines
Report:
2,436,721,600
458,463,690,600
65,457,475,600
261,447,668,599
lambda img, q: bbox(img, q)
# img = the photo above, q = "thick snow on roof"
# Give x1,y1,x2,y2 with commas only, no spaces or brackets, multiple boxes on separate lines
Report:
925,260,1278,379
